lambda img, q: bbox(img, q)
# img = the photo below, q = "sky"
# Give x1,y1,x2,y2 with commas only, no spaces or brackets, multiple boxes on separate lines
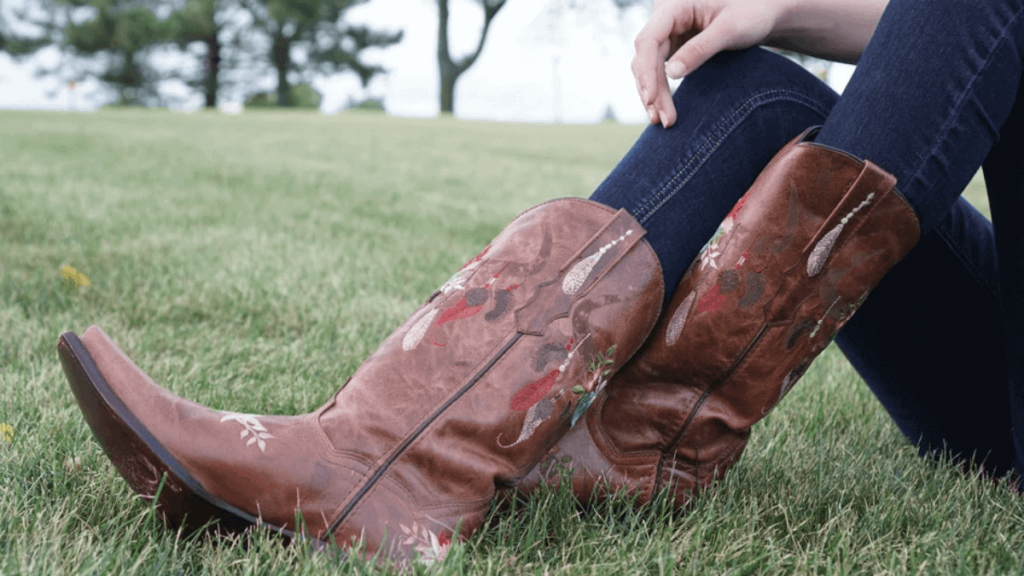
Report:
0,0,854,123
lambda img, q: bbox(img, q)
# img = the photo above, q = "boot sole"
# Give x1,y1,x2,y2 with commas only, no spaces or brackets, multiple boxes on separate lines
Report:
57,331,306,545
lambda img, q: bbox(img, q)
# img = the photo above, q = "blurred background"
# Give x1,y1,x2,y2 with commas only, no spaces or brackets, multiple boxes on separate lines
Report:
0,0,853,123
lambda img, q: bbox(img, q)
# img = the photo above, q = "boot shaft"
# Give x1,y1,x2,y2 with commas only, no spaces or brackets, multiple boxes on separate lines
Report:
517,127,921,507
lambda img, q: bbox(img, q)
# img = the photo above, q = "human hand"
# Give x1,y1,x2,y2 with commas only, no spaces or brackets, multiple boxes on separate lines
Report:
632,0,783,127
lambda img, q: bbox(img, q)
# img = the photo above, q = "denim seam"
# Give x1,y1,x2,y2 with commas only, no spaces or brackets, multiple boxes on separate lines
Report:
633,89,832,225
633,88,829,223
934,224,1003,301
902,5,1024,208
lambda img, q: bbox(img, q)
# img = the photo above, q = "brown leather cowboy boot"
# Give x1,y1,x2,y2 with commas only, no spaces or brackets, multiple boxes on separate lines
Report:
508,127,921,508
57,198,664,566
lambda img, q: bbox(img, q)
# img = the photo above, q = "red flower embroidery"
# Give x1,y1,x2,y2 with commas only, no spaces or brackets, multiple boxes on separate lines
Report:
734,249,751,270
460,245,491,271
436,299,485,326
727,194,749,220
438,532,452,547
510,369,559,411
696,284,727,314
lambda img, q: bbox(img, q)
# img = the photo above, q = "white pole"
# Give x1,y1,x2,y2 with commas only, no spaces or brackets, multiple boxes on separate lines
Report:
552,54,562,123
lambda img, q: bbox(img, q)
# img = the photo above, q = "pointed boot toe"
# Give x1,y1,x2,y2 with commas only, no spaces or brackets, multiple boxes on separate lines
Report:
58,327,262,536
58,326,352,541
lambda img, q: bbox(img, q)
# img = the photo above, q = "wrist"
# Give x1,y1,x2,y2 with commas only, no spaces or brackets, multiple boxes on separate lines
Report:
765,0,818,51
762,0,885,64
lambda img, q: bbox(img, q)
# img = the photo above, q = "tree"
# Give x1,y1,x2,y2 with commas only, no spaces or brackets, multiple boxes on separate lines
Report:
0,4,58,57
245,81,321,108
438,0,646,117
165,0,267,109
65,0,169,105
436,0,506,115
0,13,9,52
238,0,401,107
166,0,229,108
9,0,171,106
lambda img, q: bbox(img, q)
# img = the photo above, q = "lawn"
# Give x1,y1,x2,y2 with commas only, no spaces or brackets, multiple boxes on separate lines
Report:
0,108,1017,575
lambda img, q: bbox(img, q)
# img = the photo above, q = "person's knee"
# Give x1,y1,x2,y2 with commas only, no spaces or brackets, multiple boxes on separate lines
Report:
674,47,839,112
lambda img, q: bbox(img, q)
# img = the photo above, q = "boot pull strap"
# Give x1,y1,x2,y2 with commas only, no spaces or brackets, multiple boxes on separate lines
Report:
516,209,648,335
802,159,897,277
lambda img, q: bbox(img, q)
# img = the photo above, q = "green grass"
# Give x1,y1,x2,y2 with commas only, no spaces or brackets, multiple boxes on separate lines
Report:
0,109,1015,575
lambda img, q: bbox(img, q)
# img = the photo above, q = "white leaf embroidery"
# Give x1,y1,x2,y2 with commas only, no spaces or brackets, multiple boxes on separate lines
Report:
220,412,274,452
700,247,721,270
665,290,696,346
397,521,452,565
403,308,439,351
562,253,601,295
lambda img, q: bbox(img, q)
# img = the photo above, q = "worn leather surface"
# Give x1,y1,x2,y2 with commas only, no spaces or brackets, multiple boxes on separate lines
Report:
510,127,922,508
62,197,665,566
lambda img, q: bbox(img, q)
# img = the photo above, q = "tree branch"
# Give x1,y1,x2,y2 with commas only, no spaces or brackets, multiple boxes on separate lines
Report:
452,0,506,74
437,0,451,69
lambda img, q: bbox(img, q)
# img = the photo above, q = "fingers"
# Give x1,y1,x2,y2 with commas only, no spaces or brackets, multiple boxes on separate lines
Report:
633,2,762,127
633,4,704,128
632,17,675,124
652,55,677,127
633,37,678,128
664,19,734,81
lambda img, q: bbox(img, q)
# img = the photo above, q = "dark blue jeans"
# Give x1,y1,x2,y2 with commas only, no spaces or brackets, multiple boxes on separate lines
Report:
590,0,1024,476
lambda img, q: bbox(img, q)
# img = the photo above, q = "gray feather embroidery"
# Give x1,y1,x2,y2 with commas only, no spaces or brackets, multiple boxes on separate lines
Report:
665,291,696,346
807,224,844,277
498,398,554,448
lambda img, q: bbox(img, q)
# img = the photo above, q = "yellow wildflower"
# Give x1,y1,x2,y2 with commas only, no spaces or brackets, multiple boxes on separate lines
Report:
61,265,91,288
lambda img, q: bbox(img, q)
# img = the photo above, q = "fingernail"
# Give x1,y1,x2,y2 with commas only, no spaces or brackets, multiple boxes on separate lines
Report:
666,61,686,79
648,107,656,123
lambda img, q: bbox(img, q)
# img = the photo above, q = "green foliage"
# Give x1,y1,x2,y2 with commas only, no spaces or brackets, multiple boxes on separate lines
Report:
289,82,322,108
7,0,400,108
347,96,385,111
64,1,166,54
167,0,218,42
64,0,169,105
7,0,171,105
241,0,401,107
245,82,322,108
0,4,57,56
0,109,1007,575
0,14,9,52
164,0,256,108
243,91,275,107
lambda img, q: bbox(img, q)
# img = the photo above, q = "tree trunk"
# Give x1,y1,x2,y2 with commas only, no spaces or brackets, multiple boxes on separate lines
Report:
437,0,452,113
272,33,292,107
203,33,220,108
121,50,138,105
436,0,506,115
440,64,457,114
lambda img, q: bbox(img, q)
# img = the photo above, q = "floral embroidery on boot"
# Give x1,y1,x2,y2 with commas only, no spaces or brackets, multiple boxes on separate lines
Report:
219,413,274,452
398,522,453,565
562,230,634,295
